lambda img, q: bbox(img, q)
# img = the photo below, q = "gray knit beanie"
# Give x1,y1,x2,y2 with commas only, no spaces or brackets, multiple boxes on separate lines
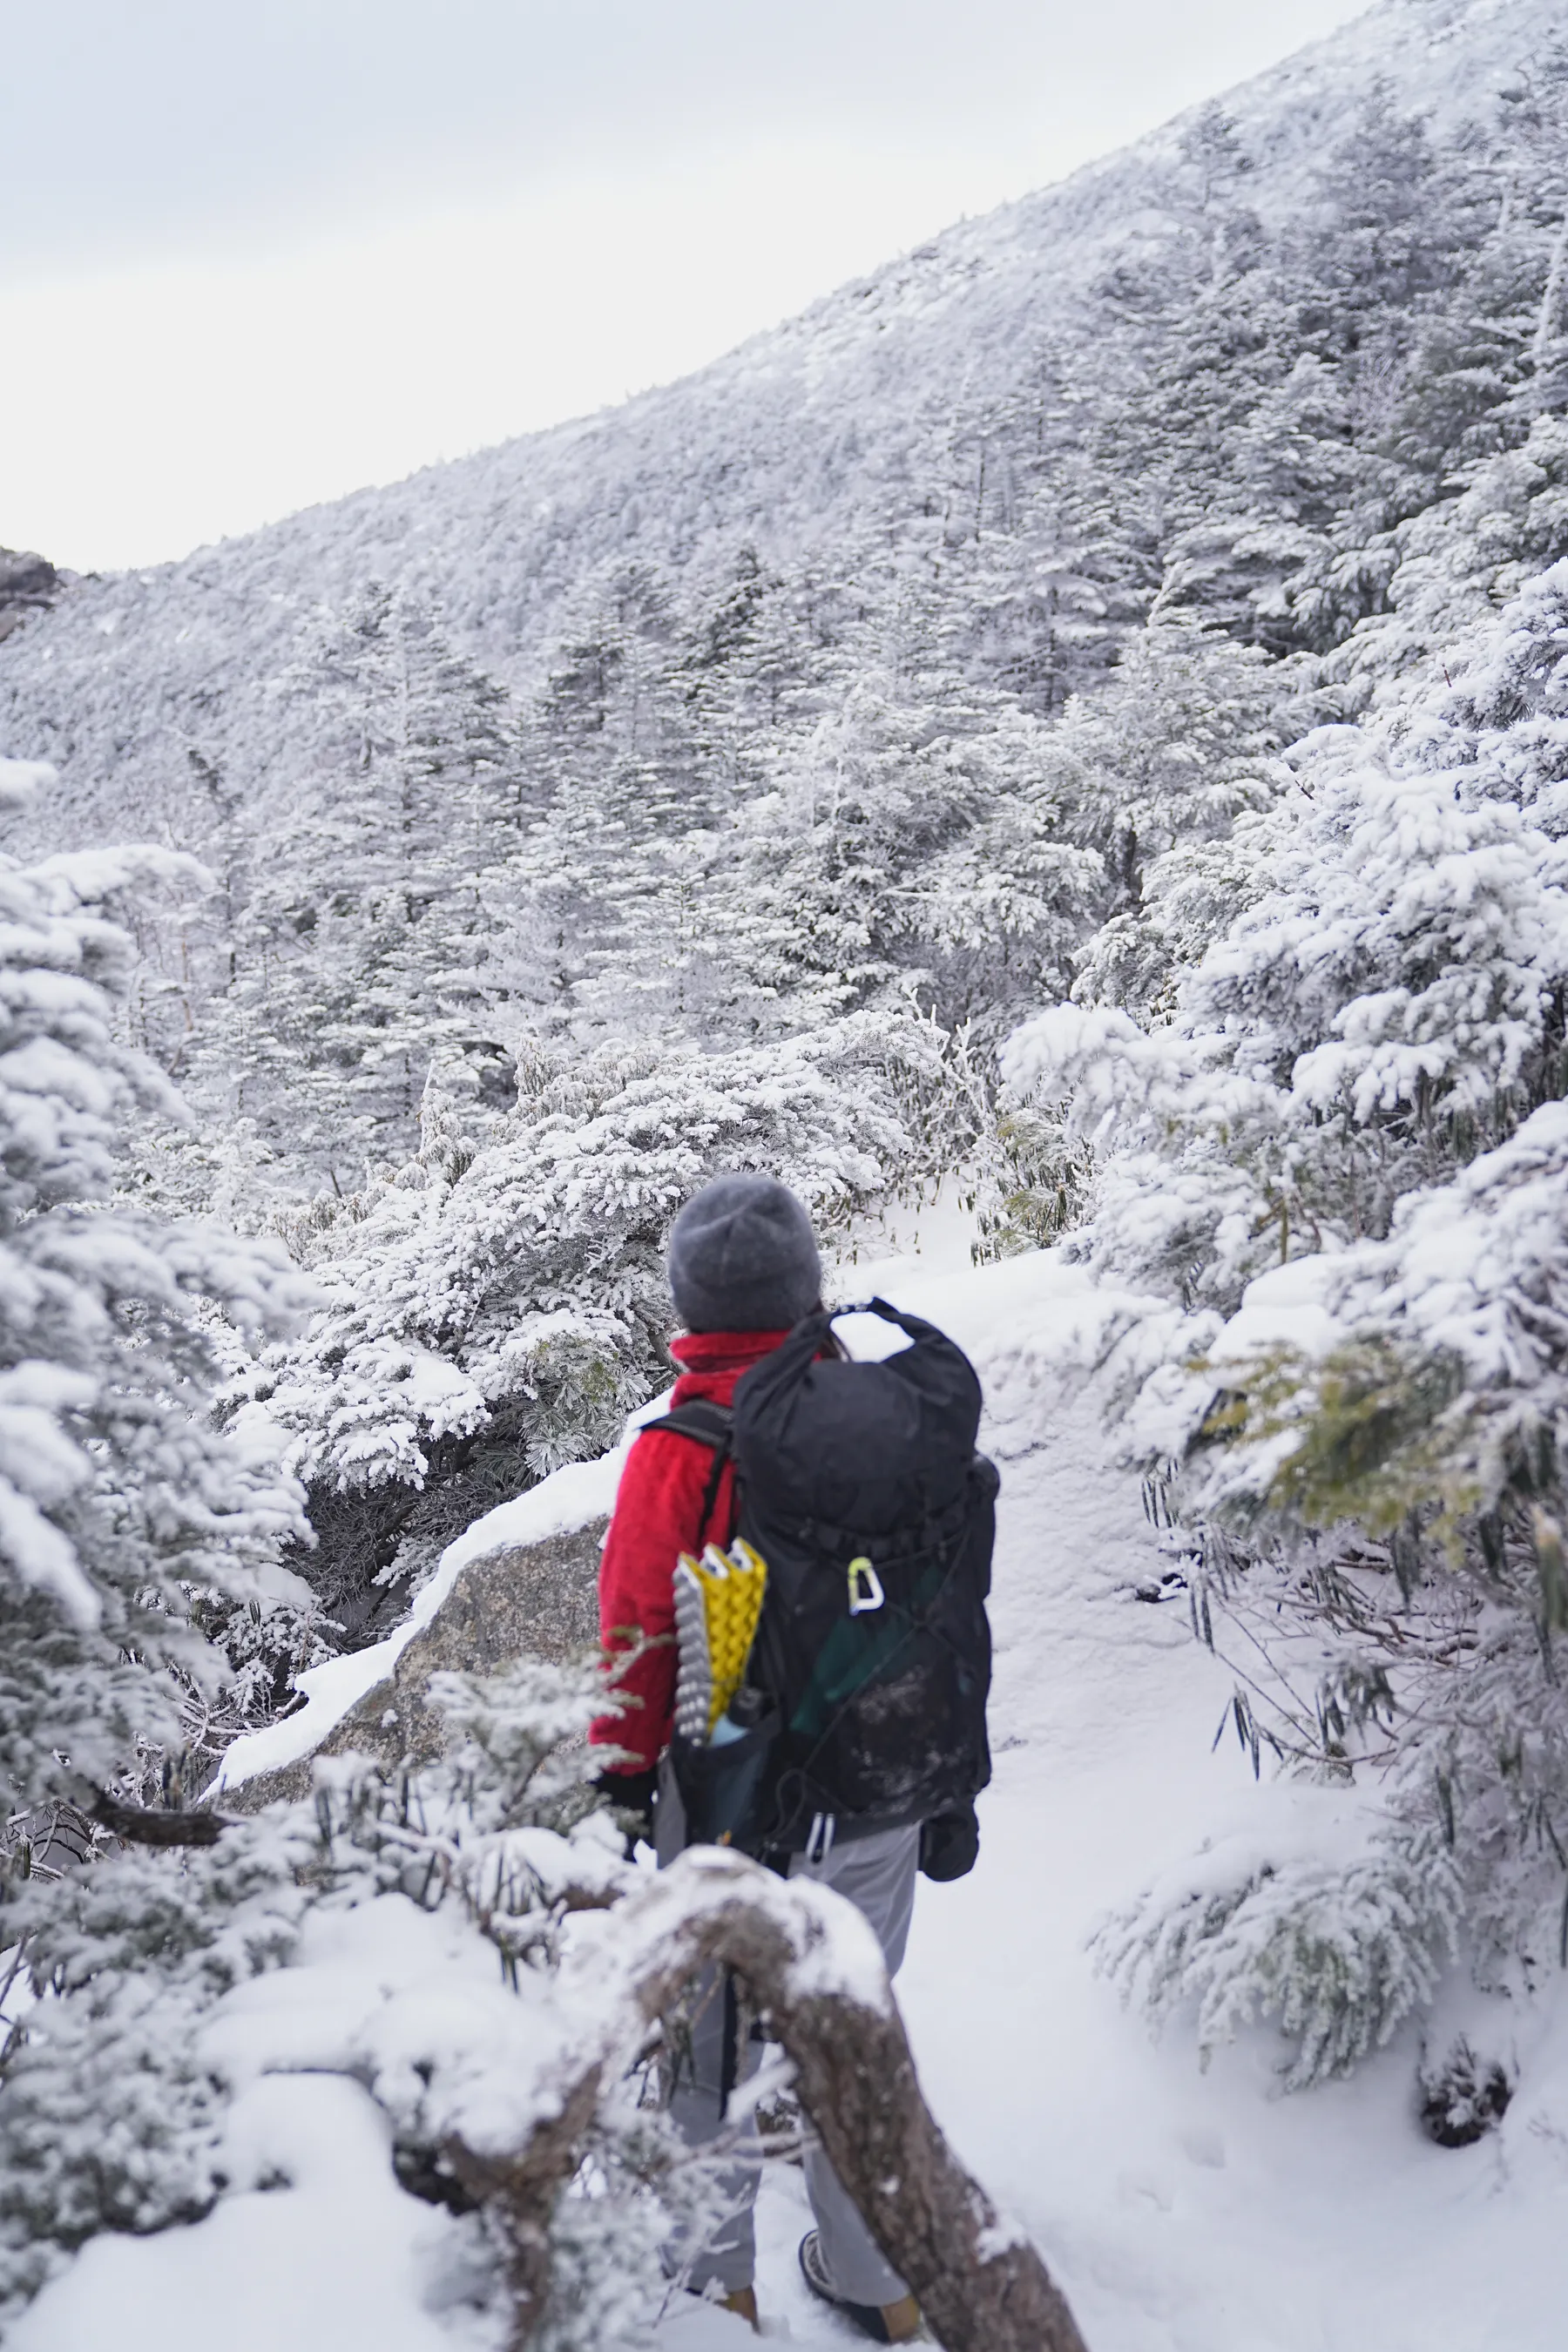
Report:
667,1174,822,1335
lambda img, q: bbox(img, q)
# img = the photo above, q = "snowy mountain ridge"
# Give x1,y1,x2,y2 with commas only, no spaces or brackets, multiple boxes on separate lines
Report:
65,0,1558,632
3,0,1562,835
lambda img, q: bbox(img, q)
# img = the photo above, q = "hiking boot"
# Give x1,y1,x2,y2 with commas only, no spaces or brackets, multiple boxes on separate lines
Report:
798,2231,922,2342
720,2285,760,2331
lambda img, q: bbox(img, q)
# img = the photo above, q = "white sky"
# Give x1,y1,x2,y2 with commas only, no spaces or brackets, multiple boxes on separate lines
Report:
1,1,1372,574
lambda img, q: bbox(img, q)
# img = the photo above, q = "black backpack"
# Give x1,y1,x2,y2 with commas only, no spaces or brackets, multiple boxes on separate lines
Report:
660,1298,997,1856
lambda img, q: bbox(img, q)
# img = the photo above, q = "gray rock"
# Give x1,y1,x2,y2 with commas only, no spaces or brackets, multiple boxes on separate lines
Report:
225,1515,607,1812
0,549,59,645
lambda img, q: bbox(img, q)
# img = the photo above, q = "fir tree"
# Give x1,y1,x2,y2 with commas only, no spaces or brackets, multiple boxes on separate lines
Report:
1004,551,1568,2078
0,760,311,1818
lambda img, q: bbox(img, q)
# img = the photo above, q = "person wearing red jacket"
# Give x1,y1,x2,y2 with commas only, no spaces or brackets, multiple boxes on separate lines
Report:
591,1174,923,2345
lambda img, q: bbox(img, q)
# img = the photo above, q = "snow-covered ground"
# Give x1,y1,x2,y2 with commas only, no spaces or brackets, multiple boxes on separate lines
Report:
19,1240,1568,2349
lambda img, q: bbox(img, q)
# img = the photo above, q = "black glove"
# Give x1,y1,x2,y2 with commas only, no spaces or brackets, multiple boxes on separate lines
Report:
596,1765,658,1854
919,1801,979,1882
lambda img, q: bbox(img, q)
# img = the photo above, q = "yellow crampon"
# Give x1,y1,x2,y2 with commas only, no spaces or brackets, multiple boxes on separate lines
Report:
672,1538,767,1741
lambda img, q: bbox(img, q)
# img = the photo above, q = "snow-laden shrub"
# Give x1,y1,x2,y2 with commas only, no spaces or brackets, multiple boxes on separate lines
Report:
0,1811,314,2314
182,1581,341,1751
0,1656,718,2345
1006,556,1568,2075
1093,1827,1463,2088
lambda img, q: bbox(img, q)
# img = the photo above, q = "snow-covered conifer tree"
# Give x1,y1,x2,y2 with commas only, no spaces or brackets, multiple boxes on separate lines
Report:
1006,553,1568,2077
0,758,312,1819
187,586,526,1187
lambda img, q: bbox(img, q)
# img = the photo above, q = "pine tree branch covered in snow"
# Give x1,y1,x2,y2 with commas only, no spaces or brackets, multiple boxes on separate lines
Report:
1092,1827,1464,2088
0,760,342,2295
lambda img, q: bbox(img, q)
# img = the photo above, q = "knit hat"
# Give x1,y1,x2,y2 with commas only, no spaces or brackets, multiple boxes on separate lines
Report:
667,1175,822,1335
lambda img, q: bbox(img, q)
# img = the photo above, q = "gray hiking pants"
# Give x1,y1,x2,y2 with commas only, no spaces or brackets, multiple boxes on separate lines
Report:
657,1761,918,2307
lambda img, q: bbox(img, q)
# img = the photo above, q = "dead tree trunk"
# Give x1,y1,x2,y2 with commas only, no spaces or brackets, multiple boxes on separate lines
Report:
448,1848,1092,2352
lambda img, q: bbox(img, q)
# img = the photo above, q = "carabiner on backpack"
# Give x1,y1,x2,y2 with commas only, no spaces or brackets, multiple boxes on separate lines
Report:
847,1556,884,1616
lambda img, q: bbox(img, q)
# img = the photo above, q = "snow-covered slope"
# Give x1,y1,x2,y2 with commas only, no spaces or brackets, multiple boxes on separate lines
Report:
149,0,1553,663
15,1240,1564,2351
35,1,1560,637
2,0,1560,861
2,0,1563,1274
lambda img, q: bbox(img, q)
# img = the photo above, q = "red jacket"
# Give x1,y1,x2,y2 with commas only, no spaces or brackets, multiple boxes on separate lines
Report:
591,1327,787,1774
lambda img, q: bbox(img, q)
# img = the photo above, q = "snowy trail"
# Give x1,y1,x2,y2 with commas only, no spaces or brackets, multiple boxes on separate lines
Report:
768,1257,1568,2352
17,1247,1568,2350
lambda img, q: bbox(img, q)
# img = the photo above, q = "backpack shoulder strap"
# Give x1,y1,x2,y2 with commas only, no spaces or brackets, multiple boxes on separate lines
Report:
649,1398,735,1546
657,1397,734,1452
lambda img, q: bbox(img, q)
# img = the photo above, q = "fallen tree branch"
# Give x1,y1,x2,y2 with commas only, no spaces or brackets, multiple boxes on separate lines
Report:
88,1791,236,1847
622,1850,1091,2352
448,1847,1092,2352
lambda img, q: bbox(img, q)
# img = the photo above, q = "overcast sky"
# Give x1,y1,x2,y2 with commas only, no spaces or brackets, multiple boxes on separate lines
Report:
1,1,1370,573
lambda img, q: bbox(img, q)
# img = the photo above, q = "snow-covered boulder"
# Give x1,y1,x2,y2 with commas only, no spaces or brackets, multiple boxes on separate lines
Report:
214,1452,625,1806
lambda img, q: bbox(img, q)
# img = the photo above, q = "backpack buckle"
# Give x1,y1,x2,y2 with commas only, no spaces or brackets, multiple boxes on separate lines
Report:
847,1557,884,1615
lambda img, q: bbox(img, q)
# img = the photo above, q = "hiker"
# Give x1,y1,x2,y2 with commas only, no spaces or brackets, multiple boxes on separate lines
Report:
591,1173,996,2343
